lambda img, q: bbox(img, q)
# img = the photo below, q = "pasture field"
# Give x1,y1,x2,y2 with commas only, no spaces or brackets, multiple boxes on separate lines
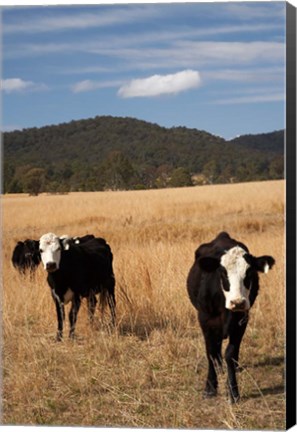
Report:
2,180,285,429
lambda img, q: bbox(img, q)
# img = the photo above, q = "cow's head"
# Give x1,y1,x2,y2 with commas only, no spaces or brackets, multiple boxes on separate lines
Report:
23,239,40,258
198,246,275,312
39,233,62,272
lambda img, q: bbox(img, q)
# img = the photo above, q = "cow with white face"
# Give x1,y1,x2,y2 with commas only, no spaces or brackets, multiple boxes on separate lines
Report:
187,231,275,403
39,232,116,341
39,233,62,272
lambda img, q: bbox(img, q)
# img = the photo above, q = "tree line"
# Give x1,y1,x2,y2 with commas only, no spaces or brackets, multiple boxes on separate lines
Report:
3,116,284,195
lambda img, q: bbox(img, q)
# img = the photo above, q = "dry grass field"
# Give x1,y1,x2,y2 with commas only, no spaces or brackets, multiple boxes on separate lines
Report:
2,180,285,429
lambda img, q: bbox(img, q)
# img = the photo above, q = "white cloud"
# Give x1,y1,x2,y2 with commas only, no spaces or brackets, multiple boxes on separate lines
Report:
1,78,47,93
118,70,201,98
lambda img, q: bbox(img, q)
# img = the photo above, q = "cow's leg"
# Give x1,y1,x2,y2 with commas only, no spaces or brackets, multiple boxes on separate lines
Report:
199,317,223,397
87,291,97,323
52,291,65,341
69,295,81,339
104,276,116,326
204,332,223,397
225,314,248,403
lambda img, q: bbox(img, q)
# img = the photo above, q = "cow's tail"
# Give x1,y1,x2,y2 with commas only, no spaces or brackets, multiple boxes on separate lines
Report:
99,274,116,326
99,286,108,313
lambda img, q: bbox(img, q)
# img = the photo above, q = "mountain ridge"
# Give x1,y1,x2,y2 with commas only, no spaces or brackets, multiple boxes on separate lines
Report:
3,115,284,194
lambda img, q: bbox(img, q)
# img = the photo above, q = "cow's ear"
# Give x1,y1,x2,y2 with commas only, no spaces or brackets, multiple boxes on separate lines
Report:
61,238,71,251
248,255,275,273
198,256,220,272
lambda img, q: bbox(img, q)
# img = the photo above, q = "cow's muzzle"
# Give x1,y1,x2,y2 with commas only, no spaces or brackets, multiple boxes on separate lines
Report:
230,298,247,311
46,262,57,272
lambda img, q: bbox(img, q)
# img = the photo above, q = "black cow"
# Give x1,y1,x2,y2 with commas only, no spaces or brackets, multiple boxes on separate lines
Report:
12,239,41,273
39,232,116,341
187,231,275,403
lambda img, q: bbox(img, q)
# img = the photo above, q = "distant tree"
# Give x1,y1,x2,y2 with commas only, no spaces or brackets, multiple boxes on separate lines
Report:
169,167,193,187
101,151,137,190
7,179,23,194
154,164,173,188
218,164,234,183
139,165,158,189
269,156,284,179
202,160,219,184
23,168,45,196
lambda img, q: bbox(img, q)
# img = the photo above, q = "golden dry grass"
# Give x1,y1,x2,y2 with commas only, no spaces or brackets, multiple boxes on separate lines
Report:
2,180,285,429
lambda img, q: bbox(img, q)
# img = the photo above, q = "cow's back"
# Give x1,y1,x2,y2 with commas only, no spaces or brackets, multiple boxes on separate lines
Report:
57,239,113,296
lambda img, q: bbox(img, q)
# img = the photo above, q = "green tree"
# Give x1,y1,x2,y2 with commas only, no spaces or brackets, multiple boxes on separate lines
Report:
202,160,219,184
100,151,137,190
169,167,193,187
269,156,284,179
23,168,46,196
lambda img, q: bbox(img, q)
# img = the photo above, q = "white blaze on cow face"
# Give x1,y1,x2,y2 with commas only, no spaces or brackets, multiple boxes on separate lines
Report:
220,246,251,311
39,233,62,272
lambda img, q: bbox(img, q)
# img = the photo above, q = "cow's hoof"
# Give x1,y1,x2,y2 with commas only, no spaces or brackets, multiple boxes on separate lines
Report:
203,389,217,398
229,394,240,404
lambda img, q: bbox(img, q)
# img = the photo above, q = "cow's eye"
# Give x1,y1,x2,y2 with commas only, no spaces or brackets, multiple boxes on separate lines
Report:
244,269,252,289
39,249,43,253
221,270,230,291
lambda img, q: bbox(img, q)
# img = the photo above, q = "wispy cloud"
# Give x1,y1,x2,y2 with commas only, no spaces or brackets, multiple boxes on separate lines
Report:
71,79,124,93
3,7,158,34
5,22,285,64
59,65,112,75
118,70,201,98
212,92,284,105
204,66,284,83
173,41,284,65
223,2,285,21
1,78,48,93
6,39,284,83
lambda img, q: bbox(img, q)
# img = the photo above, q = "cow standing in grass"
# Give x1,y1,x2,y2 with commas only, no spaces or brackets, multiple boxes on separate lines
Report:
39,232,116,341
187,231,275,403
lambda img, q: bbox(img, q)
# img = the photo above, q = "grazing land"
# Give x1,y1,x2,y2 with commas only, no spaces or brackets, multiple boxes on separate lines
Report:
2,180,285,429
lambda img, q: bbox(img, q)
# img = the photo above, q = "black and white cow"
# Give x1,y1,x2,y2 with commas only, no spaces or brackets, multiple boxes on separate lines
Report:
12,239,41,273
39,232,116,341
187,231,275,403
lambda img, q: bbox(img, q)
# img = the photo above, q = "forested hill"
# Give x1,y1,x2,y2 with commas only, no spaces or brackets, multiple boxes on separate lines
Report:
3,116,284,194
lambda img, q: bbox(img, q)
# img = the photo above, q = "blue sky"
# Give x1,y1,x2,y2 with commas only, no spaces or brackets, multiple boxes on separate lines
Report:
2,1,287,139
